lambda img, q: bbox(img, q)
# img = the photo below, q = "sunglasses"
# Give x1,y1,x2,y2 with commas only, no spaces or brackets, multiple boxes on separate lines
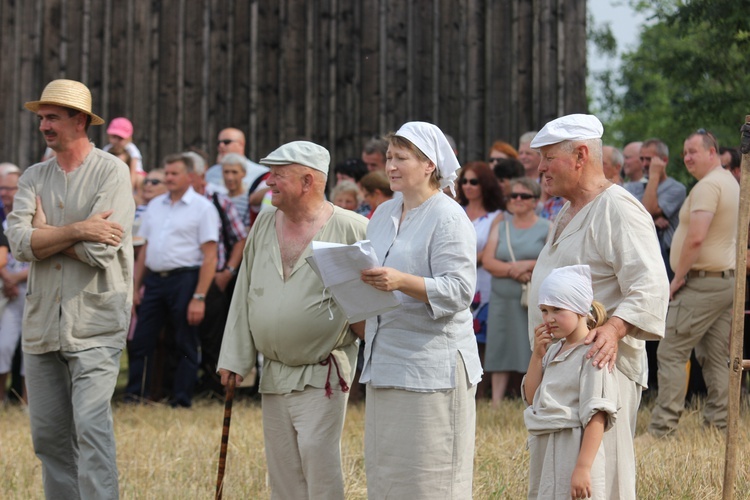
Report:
509,193,536,200
695,128,719,151
460,178,479,186
217,139,236,146
144,178,163,186
488,158,503,163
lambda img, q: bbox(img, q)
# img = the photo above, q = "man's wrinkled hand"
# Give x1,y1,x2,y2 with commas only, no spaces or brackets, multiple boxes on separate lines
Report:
584,322,619,371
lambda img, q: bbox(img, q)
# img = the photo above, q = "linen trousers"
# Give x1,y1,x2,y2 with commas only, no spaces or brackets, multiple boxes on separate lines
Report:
365,355,477,499
261,386,348,500
603,367,640,500
650,275,733,436
25,346,122,500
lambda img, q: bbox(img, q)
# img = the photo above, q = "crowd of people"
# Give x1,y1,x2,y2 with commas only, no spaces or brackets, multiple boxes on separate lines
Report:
2,78,748,499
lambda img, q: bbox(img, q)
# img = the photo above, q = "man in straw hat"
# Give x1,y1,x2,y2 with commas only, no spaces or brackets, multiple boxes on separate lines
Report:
525,114,669,499
6,79,134,499
217,141,367,499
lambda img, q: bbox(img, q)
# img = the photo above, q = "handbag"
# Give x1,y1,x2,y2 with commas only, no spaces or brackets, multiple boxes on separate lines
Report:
505,221,529,308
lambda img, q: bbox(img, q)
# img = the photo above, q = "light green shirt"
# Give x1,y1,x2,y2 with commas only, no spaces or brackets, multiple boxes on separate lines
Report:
218,205,368,394
6,149,135,354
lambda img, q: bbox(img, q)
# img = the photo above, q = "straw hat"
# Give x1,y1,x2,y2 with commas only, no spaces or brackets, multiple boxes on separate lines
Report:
24,79,104,125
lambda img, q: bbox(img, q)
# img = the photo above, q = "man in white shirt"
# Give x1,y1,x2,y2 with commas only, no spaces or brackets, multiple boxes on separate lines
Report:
527,114,669,499
126,153,220,407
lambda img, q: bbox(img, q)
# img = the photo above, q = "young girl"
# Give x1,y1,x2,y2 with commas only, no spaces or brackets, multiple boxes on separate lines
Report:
523,265,618,499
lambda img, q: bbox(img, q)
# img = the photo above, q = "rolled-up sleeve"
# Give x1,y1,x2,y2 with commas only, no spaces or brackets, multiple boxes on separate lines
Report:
595,197,669,340
424,212,477,319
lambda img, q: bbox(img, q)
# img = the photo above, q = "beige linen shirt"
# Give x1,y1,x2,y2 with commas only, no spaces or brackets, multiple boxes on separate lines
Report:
217,205,368,394
528,185,669,386
6,149,135,354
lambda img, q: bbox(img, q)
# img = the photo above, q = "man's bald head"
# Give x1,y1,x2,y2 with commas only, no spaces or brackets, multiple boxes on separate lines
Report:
217,128,246,161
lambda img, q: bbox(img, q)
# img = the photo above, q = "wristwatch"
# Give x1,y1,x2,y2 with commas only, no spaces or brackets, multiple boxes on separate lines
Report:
192,293,206,301
225,265,237,276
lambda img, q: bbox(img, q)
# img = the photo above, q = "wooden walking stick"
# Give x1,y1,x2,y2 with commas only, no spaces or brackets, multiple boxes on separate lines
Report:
722,116,750,500
215,373,236,500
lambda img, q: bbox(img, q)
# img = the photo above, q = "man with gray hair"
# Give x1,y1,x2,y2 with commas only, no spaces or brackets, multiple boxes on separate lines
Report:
625,139,686,279
218,141,368,499
527,114,669,499
602,145,624,185
518,131,542,180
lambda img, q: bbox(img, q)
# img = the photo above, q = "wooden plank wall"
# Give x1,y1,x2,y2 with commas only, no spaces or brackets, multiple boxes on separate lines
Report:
0,0,587,171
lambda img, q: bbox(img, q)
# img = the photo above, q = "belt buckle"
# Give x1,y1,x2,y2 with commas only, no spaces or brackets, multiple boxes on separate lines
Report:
158,271,169,278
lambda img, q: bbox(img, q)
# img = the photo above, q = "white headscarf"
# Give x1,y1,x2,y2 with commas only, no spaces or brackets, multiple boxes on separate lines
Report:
394,121,461,196
537,265,594,316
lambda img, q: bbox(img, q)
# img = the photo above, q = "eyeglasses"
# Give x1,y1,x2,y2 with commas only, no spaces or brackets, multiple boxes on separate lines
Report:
144,178,163,186
509,193,536,200
460,178,480,186
218,139,236,146
488,158,503,164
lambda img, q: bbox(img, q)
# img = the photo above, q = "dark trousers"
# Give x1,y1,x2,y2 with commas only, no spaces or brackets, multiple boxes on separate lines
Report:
126,270,199,407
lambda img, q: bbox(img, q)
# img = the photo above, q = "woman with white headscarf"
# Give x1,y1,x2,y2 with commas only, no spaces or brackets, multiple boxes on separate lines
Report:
360,121,482,498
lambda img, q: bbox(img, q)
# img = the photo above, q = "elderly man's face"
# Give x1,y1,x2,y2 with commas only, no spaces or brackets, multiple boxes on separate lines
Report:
538,143,579,197
266,165,306,209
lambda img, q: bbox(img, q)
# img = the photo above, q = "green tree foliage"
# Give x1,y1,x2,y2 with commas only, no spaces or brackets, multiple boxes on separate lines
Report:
606,0,750,183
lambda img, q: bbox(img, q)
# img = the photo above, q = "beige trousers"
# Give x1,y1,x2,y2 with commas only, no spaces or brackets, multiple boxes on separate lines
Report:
365,355,477,499
650,275,733,436
262,387,348,500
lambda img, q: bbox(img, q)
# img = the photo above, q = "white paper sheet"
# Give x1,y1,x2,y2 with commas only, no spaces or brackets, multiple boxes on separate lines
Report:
306,240,400,322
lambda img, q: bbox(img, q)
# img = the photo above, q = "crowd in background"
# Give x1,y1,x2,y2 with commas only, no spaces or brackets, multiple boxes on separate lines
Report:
1,116,747,410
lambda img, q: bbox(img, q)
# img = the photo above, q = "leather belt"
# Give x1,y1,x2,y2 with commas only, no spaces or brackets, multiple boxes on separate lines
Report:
687,269,735,279
150,266,200,278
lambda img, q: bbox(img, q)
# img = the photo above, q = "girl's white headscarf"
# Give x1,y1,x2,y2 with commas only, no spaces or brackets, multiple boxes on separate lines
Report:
394,121,461,196
537,265,594,316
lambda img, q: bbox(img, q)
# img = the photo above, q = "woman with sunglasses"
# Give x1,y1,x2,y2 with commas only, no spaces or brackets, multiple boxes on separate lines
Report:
456,162,504,400
482,177,550,408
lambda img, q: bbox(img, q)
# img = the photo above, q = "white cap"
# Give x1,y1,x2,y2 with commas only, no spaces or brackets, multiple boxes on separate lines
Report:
260,141,330,175
537,265,594,316
530,114,604,148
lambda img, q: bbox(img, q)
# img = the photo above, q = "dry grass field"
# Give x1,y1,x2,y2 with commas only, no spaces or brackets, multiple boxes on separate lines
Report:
3,395,750,499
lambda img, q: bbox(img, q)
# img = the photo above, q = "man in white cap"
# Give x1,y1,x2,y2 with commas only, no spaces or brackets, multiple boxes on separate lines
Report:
526,113,669,499
7,79,134,499
217,140,368,499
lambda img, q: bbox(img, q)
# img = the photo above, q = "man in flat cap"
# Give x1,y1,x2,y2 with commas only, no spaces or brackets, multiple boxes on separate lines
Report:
217,140,368,499
526,114,669,499
7,79,134,499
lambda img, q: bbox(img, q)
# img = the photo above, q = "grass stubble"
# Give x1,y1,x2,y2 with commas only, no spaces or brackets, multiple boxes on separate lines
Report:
3,396,750,499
